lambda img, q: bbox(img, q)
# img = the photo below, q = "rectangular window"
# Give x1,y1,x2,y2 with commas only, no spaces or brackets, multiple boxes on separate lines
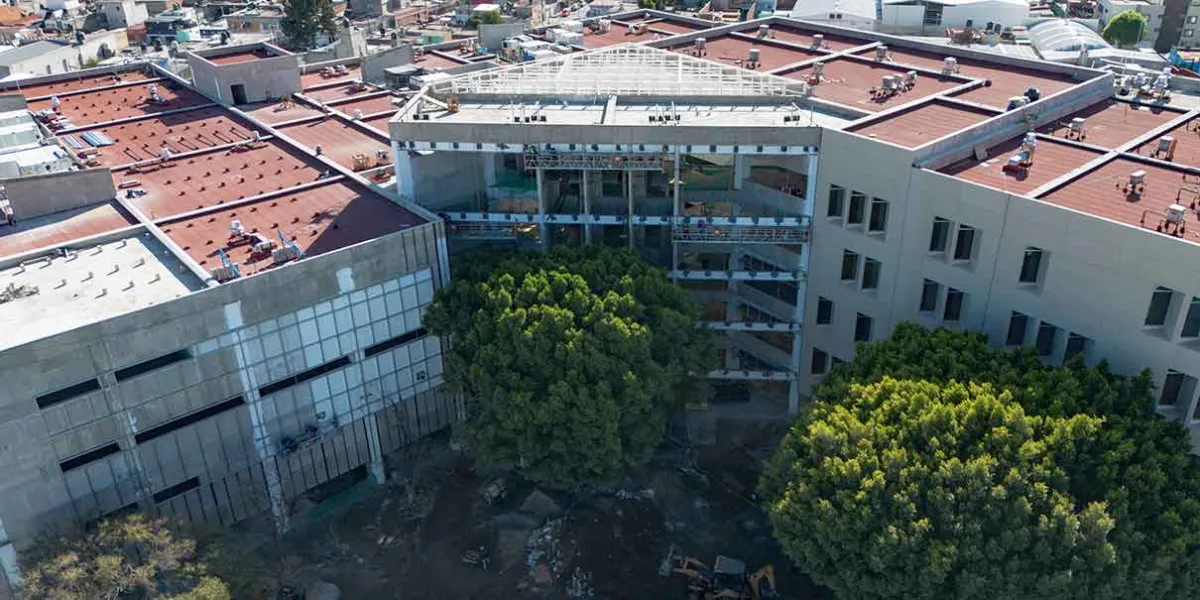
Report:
929,217,951,252
811,348,829,375
153,477,200,504
114,349,192,382
1161,370,1186,406
258,355,351,397
1189,15,1198,23
1007,312,1029,346
854,313,873,342
1036,322,1058,356
1145,286,1174,326
861,258,880,290
1188,28,1196,37
134,396,246,445
943,288,964,322
827,185,845,218
953,225,976,261
919,279,940,312
816,297,833,325
840,250,859,281
1182,298,1200,338
868,198,889,233
35,378,101,409
1018,248,1044,284
364,328,429,358
847,192,866,225
58,442,121,473
1065,333,1090,361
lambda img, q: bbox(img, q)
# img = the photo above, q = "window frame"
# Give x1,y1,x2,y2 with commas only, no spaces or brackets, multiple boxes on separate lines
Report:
929,217,951,253
861,257,881,290
1035,321,1058,356
854,313,873,342
827,185,846,218
1018,247,1044,285
816,297,833,325
1181,297,1200,338
811,348,829,375
868,198,889,233
840,250,859,281
919,279,940,313
1006,312,1028,346
953,225,976,261
943,288,965,322
847,191,867,226
1145,286,1174,327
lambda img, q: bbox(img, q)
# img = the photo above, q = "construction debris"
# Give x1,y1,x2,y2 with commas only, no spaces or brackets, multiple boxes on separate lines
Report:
0,283,38,304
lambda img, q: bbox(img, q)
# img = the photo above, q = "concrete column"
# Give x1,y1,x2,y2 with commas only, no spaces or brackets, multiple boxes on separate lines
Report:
581,170,592,245
672,147,682,277
366,412,386,484
626,170,634,248
392,141,415,201
733,154,746,191
536,168,547,247
225,302,289,534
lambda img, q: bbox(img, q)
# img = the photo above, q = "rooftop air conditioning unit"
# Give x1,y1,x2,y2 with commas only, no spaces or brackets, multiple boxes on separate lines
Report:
747,48,760,66
875,45,888,61
1166,204,1187,224
694,37,706,51
942,56,957,75
811,34,824,49
1129,170,1146,188
758,24,769,38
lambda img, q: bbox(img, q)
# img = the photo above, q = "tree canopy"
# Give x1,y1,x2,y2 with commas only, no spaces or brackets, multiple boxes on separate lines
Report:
761,324,1200,600
1102,10,1147,48
22,513,230,600
426,246,716,489
280,0,338,51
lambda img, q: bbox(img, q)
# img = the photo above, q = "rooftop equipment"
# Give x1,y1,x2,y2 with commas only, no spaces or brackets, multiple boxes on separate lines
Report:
942,57,958,75
758,24,769,39
875,45,888,61
811,34,823,49
1165,204,1187,225
1003,133,1038,172
1121,170,1147,196
1153,136,1177,161
1006,96,1030,111
1068,117,1087,140
905,70,918,88
747,48,760,68
229,219,245,237
694,37,706,56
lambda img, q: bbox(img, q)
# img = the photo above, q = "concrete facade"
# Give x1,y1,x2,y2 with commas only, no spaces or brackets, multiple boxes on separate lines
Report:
187,44,301,105
0,220,456,592
2,167,116,219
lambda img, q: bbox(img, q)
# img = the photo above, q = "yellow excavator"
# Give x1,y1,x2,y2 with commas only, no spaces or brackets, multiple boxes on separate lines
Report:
660,544,778,599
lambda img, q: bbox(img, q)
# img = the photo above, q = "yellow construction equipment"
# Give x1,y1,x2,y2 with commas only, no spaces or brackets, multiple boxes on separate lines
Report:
446,94,461,113
351,153,372,171
660,545,778,599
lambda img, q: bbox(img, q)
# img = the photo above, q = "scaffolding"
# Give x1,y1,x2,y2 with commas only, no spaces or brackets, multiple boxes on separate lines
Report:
523,152,665,171
671,225,808,244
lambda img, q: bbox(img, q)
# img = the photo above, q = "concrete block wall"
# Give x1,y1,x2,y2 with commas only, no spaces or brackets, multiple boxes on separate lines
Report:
3,168,117,220
0,220,456,592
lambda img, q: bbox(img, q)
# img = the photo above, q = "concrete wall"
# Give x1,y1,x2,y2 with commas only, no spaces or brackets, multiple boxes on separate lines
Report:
101,0,149,27
802,126,1200,450
0,219,456,592
0,62,148,96
361,44,415,83
0,96,26,112
187,46,301,105
3,167,116,220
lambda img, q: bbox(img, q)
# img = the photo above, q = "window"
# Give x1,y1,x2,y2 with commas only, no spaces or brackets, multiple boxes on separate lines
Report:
953,225,976,261
868,198,889,233
943,288,964,322
1007,312,1029,346
1182,297,1200,338
920,279,940,312
811,348,829,375
827,185,845,218
1161,370,1187,406
114,349,192,382
1018,248,1045,284
840,250,859,281
816,297,833,325
35,378,101,409
1065,333,1090,361
847,192,866,225
1189,15,1198,23
854,313,873,342
929,217,951,252
134,396,246,445
1036,322,1058,356
1145,286,1175,326
1188,29,1197,37
861,258,881,290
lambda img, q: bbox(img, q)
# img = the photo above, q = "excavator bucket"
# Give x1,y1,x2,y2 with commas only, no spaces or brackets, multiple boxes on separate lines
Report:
658,543,679,577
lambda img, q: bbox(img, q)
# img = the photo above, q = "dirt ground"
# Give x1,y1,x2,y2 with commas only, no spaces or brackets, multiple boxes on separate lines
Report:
252,422,832,600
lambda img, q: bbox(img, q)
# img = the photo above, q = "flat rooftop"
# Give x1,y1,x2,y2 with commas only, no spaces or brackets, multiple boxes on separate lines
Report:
0,234,201,352
1038,156,1200,240
119,139,327,220
848,100,996,148
204,48,277,65
1132,116,1200,168
582,23,656,48
670,35,819,71
781,58,968,112
643,19,707,34
241,98,325,125
2,70,155,99
64,107,259,167
305,81,378,103
327,93,400,118
301,65,363,90
939,135,1104,195
27,82,208,129
763,25,865,52
160,180,423,277
412,52,468,71
1038,99,1181,150
0,201,136,259
277,117,389,171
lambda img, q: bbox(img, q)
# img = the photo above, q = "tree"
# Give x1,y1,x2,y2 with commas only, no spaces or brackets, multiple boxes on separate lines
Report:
474,10,501,26
22,513,230,599
1102,10,1147,48
426,246,716,489
280,0,337,51
761,324,1200,600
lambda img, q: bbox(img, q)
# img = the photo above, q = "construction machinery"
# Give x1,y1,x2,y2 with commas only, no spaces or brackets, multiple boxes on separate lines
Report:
660,544,778,599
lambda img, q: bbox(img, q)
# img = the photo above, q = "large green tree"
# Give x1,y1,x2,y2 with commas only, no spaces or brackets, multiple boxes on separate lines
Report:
761,324,1200,600
22,513,230,599
280,0,337,51
426,246,716,489
1102,10,1147,48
